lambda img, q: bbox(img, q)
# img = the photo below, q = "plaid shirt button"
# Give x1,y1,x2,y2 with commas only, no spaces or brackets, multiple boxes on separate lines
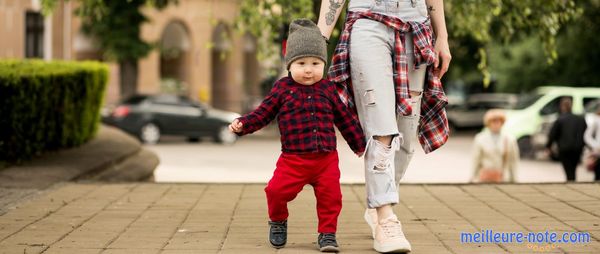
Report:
308,96,312,99
313,129,317,132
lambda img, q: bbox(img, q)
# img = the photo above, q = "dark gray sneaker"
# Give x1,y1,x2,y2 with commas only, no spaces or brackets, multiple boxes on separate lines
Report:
268,220,287,248
318,233,339,252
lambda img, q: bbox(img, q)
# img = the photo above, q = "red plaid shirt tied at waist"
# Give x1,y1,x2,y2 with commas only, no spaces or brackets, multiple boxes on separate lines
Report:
237,77,366,155
328,10,449,153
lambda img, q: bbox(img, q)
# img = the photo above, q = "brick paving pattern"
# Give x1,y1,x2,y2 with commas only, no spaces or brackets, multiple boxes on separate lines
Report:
0,183,599,253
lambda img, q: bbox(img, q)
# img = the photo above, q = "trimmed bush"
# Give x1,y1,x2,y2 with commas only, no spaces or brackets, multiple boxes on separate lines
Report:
0,59,108,163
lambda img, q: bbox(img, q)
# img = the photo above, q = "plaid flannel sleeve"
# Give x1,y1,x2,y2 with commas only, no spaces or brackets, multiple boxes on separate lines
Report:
236,81,282,136
330,83,366,154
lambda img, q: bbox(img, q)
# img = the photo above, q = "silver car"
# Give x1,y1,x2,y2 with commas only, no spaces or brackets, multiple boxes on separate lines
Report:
446,93,518,131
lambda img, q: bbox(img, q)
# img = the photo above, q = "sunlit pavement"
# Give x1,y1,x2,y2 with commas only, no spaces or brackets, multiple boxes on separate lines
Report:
0,183,598,253
150,130,596,184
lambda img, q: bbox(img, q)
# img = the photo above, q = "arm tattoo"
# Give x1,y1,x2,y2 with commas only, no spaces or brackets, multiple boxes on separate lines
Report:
326,0,343,26
428,5,435,12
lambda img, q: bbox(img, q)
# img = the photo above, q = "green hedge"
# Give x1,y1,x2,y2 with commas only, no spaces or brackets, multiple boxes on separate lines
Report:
0,59,108,163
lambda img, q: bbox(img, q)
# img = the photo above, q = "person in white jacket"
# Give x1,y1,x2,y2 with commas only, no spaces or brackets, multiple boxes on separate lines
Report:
584,102,600,181
472,109,520,183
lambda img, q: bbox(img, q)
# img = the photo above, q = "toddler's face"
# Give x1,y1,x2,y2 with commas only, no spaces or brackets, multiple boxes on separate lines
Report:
289,57,325,86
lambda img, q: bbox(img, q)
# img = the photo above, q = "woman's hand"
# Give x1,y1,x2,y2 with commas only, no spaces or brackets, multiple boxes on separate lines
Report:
433,37,451,79
229,119,243,133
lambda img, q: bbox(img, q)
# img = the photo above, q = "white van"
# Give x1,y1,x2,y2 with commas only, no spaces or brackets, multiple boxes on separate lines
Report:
502,86,600,158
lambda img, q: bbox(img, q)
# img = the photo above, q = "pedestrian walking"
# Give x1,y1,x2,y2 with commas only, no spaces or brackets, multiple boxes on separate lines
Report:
316,0,452,252
584,101,600,181
546,97,587,181
471,109,519,183
229,19,366,252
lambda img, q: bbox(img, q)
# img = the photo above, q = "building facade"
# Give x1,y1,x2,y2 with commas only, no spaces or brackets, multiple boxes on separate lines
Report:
0,0,264,113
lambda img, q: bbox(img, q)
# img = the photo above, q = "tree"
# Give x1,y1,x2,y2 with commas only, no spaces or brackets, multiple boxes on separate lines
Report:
236,0,315,61
447,0,579,86
237,0,579,86
489,0,600,92
42,0,177,99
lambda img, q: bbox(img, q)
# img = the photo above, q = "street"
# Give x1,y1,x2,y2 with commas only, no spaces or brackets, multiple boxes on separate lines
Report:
149,129,597,184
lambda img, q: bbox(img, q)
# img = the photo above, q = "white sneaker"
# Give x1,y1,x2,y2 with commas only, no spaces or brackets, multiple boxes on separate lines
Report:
364,208,378,239
374,215,411,253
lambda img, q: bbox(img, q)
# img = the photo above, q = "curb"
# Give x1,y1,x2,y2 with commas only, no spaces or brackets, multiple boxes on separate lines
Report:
0,124,159,213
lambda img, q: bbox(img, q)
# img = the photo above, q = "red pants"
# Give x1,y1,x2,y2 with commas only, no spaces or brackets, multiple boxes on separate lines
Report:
265,151,342,233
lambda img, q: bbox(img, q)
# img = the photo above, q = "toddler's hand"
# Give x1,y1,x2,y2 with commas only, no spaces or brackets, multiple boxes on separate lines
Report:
229,119,243,133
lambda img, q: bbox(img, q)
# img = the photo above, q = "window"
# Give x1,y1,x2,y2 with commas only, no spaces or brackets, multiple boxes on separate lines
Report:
25,11,44,58
540,96,572,116
584,98,600,113
152,95,181,105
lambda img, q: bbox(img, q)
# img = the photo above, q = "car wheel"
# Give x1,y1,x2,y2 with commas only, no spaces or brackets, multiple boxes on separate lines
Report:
215,125,237,145
139,122,160,144
517,136,534,159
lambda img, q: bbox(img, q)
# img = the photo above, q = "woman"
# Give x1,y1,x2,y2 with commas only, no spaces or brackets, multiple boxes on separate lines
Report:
584,102,600,181
316,0,451,252
471,109,520,183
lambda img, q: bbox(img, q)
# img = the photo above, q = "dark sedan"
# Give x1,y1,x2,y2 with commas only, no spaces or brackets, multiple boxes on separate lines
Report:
102,94,240,144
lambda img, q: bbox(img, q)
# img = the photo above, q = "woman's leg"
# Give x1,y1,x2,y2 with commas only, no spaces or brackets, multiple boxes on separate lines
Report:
350,18,414,253
394,34,427,184
350,18,401,210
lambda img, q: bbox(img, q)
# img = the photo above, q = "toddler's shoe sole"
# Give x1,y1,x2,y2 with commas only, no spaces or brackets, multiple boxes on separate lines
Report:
271,243,285,249
317,243,339,252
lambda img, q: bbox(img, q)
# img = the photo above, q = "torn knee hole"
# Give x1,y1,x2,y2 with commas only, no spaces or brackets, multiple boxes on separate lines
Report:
365,89,376,105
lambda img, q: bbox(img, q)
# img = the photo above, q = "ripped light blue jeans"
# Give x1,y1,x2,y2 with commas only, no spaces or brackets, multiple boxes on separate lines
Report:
348,0,428,208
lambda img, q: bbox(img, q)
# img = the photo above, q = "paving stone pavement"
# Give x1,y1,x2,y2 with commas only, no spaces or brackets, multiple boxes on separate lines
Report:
0,183,599,254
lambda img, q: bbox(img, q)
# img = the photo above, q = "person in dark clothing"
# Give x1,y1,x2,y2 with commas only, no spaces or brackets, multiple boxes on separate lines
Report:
546,97,588,181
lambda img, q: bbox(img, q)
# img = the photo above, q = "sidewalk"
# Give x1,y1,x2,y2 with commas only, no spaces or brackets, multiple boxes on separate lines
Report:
0,125,158,214
0,183,598,253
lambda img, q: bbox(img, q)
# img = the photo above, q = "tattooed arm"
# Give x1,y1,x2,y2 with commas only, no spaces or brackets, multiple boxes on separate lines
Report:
426,0,451,78
316,0,347,39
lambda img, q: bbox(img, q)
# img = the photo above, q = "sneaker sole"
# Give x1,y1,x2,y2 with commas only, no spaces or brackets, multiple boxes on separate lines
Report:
317,244,339,252
271,243,286,249
374,241,411,253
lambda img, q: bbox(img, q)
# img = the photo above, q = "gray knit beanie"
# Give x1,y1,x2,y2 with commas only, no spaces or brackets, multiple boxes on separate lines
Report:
284,18,327,70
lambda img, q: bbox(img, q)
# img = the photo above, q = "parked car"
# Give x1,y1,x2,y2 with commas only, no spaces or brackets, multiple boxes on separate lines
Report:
502,86,600,158
102,94,241,144
446,93,518,130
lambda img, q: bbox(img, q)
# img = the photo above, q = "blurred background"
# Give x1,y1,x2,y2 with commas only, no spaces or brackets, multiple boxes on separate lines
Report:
1,0,599,183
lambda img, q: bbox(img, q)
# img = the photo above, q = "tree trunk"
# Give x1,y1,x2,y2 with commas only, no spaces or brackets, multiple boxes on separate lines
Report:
119,59,138,100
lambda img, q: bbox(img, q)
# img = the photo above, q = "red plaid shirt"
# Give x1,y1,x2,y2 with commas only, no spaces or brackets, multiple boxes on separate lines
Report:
328,11,449,153
237,76,366,155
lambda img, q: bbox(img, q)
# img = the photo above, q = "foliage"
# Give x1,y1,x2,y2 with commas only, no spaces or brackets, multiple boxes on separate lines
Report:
42,0,176,61
236,0,316,61
41,0,177,99
447,0,580,85
488,0,600,92
0,60,108,163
